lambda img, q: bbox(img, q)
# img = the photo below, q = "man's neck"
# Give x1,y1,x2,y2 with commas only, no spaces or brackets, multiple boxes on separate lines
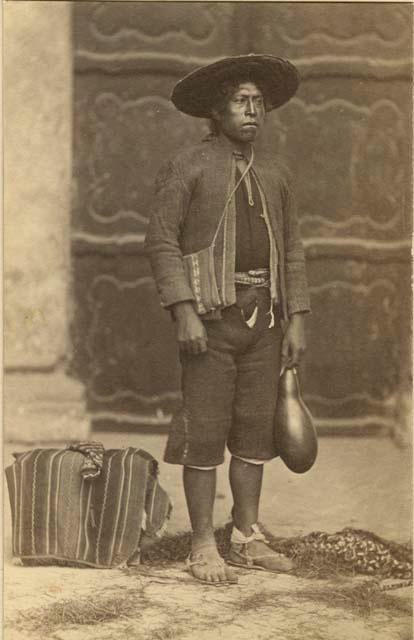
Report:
219,132,254,157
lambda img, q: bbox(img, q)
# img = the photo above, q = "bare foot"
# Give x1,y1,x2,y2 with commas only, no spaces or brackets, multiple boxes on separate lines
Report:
187,544,238,584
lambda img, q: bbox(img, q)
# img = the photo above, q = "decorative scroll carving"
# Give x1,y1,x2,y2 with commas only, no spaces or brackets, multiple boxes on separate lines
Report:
303,270,401,410
350,101,407,229
296,57,412,81
303,237,410,263
74,51,216,76
253,4,412,58
90,2,215,44
76,92,206,234
303,390,397,423
75,51,412,82
74,3,238,57
263,97,409,241
277,5,408,47
85,274,181,415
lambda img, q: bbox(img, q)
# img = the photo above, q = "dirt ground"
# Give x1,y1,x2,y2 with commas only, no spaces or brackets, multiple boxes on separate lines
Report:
3,433,413,640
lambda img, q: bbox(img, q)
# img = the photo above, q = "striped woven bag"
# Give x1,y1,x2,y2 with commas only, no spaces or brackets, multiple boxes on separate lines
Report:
5,447,172,568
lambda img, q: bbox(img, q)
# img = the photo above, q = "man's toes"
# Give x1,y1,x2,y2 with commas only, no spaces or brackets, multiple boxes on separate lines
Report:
191,564,209,582
216,566,228,582
201,564,234,584
203,567,215,582
212,569,223,582
187,546,238,585
201,564,217,582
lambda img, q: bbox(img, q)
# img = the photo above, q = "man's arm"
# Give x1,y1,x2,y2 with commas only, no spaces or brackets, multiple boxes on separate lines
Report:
281,311,306,370
145,160,195,308
281,171,310,369
172,301,207,355
283,172,310,317
145,159,207,355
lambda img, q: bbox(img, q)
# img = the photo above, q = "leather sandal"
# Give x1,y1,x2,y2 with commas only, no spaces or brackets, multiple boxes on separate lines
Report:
186,545,239,586
228,524,294,573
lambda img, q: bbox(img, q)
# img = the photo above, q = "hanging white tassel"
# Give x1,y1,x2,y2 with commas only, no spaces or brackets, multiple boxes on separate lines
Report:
268,301,275,328
245,172,255,206
245,304,258,328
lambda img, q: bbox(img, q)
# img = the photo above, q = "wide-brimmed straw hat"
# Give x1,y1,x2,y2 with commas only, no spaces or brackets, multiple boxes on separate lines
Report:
171,53,299,118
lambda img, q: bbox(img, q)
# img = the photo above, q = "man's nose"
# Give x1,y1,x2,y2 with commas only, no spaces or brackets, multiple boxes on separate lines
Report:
245,98,257,115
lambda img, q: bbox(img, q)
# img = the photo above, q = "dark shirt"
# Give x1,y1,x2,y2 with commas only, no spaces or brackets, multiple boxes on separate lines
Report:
235,168,270,272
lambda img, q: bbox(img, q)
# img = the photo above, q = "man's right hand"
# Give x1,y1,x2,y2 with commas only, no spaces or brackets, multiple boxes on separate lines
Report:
172,302,208,355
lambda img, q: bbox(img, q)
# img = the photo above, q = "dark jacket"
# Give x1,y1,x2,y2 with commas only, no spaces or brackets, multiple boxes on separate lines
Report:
145,132,310,320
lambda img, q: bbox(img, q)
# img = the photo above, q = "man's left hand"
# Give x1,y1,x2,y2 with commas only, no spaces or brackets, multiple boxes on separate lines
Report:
281,312,306,370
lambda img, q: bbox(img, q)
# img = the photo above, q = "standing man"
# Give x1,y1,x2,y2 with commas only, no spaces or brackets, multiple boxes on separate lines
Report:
145,54,310,585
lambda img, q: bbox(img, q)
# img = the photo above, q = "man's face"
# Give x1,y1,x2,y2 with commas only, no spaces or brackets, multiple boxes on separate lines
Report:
213,82,266,145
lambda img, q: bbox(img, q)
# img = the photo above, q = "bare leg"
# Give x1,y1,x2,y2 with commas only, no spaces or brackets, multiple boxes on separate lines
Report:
183,466,217,547
183,466,237,583
229,456,293,572
229,456,263,535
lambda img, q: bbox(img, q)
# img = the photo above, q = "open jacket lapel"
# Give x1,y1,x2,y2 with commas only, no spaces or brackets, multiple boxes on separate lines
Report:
207,136,237,306
253,154,285,254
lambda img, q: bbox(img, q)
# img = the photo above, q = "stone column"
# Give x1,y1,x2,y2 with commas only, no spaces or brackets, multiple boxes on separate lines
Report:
4,2,89,442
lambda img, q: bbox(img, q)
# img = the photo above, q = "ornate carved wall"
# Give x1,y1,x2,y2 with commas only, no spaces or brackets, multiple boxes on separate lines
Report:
72,2,412,434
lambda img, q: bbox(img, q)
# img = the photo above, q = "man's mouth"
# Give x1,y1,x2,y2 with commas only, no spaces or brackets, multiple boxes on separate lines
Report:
243,122,258,127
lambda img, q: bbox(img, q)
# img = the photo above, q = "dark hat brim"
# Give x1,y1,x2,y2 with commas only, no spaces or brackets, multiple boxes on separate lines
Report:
171,54,299,118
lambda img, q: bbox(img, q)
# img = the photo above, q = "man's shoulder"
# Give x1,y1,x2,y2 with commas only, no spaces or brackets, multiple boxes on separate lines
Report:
258,147,291,172
154,138,215,189
167,138,214,169
257,148,294,186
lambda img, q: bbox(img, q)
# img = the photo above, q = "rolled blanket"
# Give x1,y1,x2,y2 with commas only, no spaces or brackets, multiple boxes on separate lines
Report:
5,445,172,568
